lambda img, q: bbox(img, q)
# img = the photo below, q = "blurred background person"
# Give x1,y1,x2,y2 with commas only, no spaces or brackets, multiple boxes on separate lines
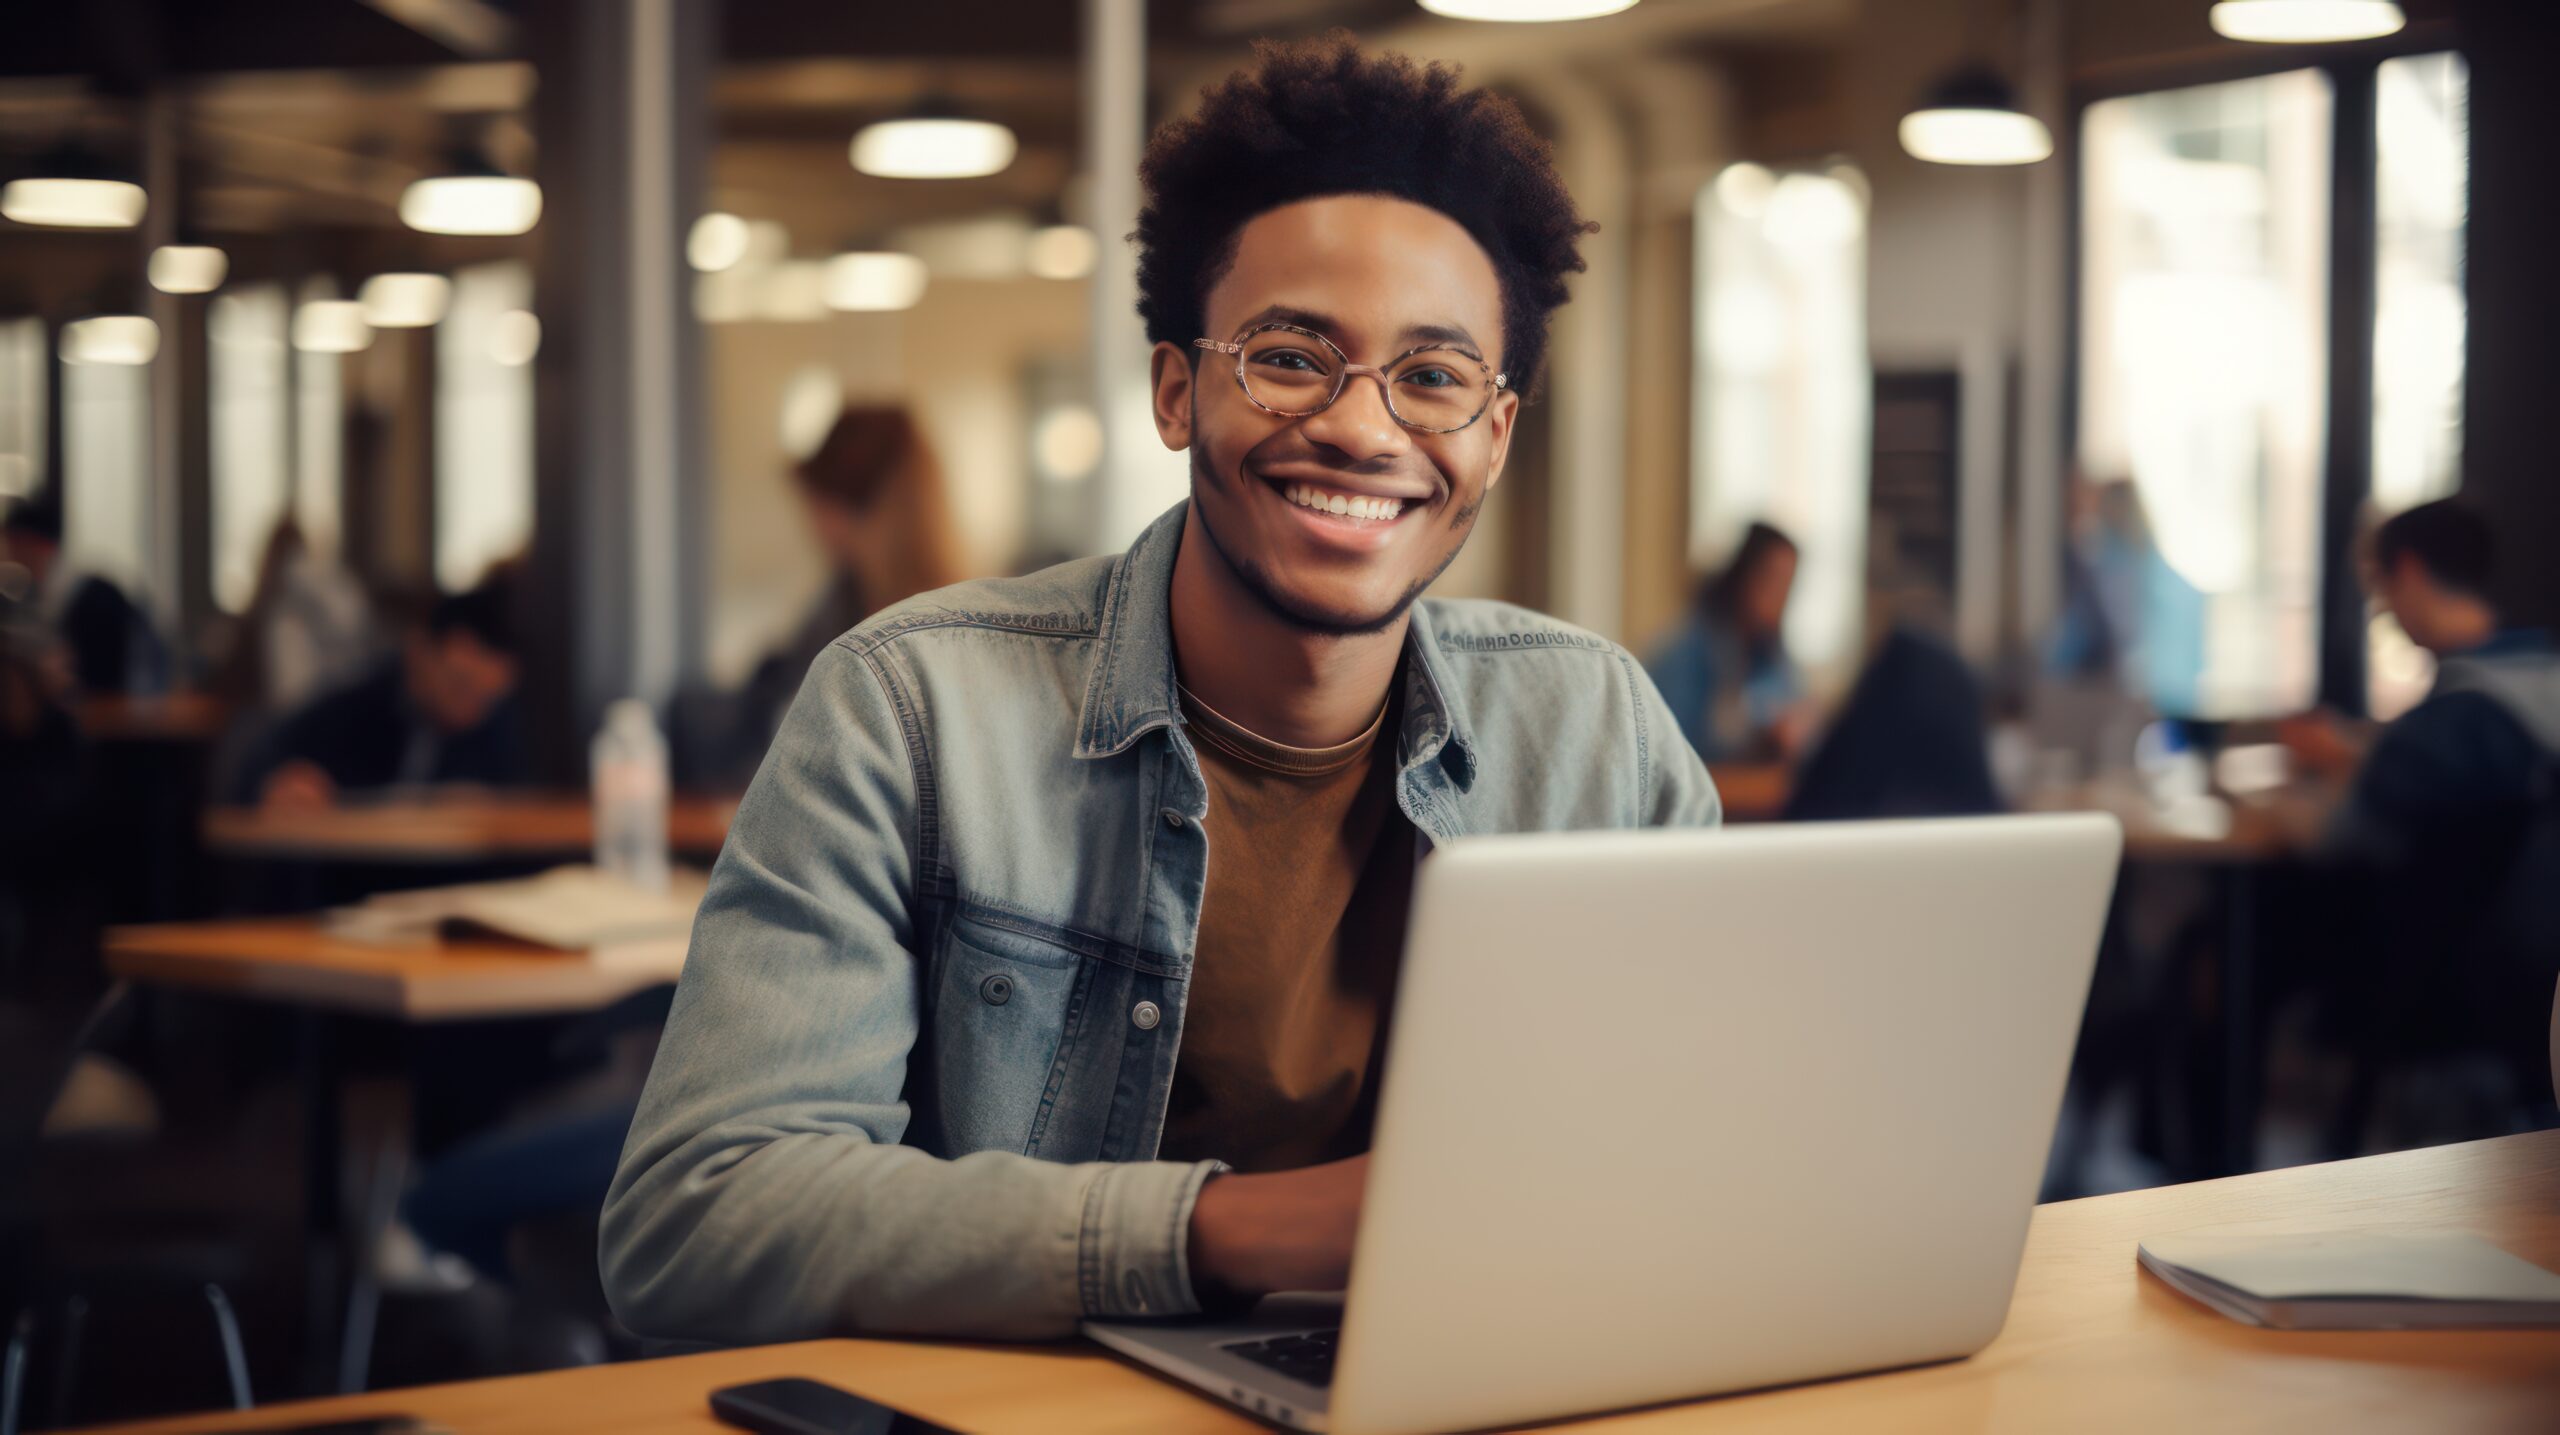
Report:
726,405,963,773
2046,475,2205,720
0,491,167,698
208,520,374,721
235,571,527,809
2277,499,2560,1155
1645,521,1811,763
2314,499,2556,857
205,520,376,799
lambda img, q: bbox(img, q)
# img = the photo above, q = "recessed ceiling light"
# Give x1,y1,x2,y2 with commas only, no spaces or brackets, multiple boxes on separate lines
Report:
2,177,148,229
293,300,375,353
688,212,751,272
149,245,229,294
2209,0,2405,43
1899,68,2053,166
60,315,160,365
400,165,542,236
358,272,453,328
851,116,1018,180
1416,0,1639,20
824,252,930,312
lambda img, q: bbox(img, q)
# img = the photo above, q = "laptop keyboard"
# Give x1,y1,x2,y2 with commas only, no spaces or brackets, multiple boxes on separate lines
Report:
1222,1327,1341,1387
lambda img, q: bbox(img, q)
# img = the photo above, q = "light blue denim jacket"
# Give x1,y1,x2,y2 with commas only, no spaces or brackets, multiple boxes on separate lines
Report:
601,502,1720,1344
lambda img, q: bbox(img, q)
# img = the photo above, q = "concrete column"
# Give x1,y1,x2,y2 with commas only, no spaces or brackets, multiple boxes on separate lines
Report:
524,0,711,776
1086,0,1189,555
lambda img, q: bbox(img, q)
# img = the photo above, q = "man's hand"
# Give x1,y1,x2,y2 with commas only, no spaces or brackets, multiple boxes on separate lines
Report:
2276,709,2370,782
1187,1154,1368,1298
260,759,338,812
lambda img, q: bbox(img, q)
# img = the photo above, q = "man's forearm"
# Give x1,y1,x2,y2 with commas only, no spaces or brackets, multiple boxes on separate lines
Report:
602,1130,1223,1342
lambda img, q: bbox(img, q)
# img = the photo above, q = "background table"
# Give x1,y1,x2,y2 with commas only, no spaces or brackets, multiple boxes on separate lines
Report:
82,1128,2560,1434
203,792,736,866
105,919,687,1394
106,919,684,1022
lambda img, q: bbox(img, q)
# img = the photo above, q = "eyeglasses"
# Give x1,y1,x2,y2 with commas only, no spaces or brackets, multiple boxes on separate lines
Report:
1193,322,1508,435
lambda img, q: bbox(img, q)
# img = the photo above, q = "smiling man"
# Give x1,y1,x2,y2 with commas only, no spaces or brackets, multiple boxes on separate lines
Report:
602,35,1718,1345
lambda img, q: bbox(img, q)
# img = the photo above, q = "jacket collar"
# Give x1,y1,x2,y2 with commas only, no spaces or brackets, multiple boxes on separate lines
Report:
1073,499,1479,789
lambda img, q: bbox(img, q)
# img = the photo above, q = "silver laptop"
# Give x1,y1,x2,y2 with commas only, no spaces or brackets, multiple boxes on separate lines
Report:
1086,814,2121,1435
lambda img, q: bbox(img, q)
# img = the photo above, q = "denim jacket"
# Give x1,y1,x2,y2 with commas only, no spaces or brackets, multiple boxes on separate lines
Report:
602,502,1720,1344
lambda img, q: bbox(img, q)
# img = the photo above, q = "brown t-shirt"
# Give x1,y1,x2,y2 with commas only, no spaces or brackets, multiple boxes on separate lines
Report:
1154,680,1415,1173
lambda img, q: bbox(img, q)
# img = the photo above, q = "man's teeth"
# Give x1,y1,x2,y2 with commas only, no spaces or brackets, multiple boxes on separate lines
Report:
1283,484,1405,522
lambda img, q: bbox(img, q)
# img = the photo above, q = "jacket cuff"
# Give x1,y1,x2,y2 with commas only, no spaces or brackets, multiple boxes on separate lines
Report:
1077,1159,1226,1320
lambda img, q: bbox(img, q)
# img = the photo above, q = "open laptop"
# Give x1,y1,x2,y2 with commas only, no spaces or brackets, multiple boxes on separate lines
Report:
1085,814,2121,1435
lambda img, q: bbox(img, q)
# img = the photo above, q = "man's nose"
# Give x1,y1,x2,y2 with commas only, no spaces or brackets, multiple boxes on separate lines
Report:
1296,369,1410,463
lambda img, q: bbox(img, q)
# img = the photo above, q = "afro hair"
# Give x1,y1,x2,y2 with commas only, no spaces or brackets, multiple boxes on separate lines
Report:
1135,33,1594,399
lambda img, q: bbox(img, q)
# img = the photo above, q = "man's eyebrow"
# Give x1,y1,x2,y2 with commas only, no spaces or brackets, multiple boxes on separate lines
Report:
1231,306,1486,358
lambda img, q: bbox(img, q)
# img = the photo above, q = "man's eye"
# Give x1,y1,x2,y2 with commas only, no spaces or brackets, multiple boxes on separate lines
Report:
1401,367,1459,389
1254,350,1324,372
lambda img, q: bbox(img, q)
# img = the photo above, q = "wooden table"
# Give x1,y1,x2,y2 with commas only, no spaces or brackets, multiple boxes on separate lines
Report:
106,919,688,1394
2022,780,2338,866
204,792,737,865
74,691,230,743
1704,762,1791,823
105,919,684,1022
84,1129,2560,1434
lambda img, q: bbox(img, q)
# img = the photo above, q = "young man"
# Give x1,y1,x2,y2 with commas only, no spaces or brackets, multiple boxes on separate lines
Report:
602,37,1717,1345
2309,499,2558,859
239,578,528,808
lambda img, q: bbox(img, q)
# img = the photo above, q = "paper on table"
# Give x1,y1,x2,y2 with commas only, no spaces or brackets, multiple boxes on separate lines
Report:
2138,1229,2560,1330
325,865,705,958
2142,1231,2560,1303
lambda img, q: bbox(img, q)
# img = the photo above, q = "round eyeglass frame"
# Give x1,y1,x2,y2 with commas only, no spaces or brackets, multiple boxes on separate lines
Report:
1192,322,1508,435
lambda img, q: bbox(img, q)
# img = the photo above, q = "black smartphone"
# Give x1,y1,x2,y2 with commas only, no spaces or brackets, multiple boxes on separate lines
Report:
709,1377,964,1435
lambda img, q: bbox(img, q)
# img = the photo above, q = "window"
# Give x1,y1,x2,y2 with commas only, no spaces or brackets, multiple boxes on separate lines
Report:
210,285,292,614
293,276,347,561
2367,51,2468,719
0,318,42,505
434,262,536,592
1693,162,1872,690
62,332,156,601
2078,71,2334,719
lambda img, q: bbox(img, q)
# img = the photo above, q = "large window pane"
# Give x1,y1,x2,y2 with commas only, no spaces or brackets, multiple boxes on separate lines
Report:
2368,51,2468,719
1692,162,1871,692
2078,71,2333,719
434,262,535,592
0,318,43,505
210,285,292,614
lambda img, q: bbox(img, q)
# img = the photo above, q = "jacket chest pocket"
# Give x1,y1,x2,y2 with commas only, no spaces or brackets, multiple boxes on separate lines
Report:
930,909,1089,1154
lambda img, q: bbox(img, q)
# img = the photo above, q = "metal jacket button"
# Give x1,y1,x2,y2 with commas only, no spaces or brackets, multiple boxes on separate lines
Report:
981,974,1014,1006
1161,808,1186,829
1131,1000,1162,1030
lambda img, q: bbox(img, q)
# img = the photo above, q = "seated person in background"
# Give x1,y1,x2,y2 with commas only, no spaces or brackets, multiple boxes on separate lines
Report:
238,575,528,809
2287,499,2558,854
602,36,1717,1347
0,492,166,697
1643,521,1811,763
2282,500,2559,1139
738,405,963,761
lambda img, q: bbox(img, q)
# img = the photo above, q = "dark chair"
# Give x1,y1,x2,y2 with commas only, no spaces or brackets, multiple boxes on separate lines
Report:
1,985,256,1434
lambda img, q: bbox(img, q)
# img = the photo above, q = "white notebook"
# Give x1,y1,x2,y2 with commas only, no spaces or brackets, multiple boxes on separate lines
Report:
2138,1229,2560,1330
325,865,705,975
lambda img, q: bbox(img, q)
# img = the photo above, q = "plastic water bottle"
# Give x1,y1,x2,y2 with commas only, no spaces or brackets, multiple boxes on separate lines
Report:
592,698,670,893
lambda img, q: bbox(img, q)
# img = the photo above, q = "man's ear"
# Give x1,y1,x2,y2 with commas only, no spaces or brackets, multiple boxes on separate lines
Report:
1149,341,1195,451
1479,387,1522,493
